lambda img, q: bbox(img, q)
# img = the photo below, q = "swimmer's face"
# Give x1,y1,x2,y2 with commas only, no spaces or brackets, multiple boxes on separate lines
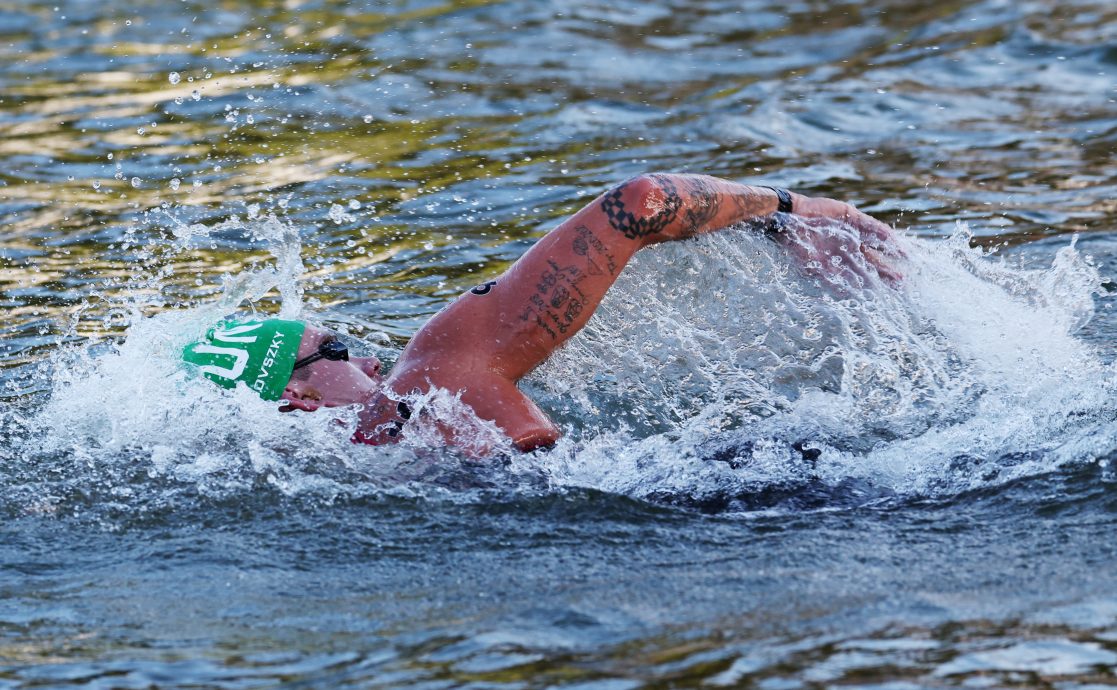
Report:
280,325,383,412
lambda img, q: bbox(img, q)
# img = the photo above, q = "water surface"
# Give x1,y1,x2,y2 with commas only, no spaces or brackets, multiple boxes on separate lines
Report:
4,0,1117,687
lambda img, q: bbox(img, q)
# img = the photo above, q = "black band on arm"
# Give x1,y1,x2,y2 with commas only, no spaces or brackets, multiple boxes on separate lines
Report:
776,188,794,214
759,186,794,236
762,186,794,214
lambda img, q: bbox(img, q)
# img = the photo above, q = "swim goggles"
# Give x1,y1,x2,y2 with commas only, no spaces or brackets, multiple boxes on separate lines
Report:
292,337,349,370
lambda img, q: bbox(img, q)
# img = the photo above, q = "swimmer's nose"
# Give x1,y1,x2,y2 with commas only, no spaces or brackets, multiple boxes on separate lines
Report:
352,356,381,378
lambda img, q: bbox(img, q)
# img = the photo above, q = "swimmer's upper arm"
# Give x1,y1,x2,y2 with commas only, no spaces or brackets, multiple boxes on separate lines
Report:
445,193,645,380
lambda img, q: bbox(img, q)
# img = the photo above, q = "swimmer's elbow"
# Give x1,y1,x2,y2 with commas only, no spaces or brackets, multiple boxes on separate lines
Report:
618,173,665,201
512,427,560,453
603,173,684,247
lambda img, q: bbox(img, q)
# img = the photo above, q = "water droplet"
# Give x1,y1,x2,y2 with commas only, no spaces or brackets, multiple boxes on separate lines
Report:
328,204,351,224
168,72,181,85
174,97,183,105
246,114,254,124
92,180,101,190
191,90,201,101
348,199,361,210
169,178,180,191
130,177,141,188
136,127,145,135
363,115,373,123
125,19,132,26
66,175,74,181
107,152,114,160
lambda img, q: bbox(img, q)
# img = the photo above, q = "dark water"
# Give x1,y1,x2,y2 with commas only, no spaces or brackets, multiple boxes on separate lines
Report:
5,0,1117,687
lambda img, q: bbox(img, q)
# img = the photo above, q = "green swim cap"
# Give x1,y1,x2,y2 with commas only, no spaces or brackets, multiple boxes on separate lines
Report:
182,319,306,401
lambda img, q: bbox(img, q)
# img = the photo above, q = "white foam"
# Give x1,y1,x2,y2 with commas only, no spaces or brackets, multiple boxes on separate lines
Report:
533,220,1109,501
9,214,1112,508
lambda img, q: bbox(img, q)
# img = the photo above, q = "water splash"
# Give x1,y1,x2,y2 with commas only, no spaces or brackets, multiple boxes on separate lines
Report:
534,220,1109,507
1,210,529,519
0,215,1110,517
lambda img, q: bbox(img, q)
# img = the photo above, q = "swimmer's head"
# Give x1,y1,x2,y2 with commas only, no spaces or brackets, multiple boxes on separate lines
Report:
280,324,383,411
182,319,382,409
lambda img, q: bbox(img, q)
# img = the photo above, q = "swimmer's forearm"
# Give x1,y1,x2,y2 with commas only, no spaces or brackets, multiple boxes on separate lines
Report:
596,174,795,246
609,174,893,252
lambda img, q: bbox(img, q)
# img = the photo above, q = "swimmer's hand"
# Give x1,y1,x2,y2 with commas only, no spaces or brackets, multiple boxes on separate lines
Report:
782,196,904,286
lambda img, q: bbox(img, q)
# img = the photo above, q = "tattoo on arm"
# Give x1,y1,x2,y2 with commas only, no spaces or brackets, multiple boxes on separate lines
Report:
470,280,497,295
518,259,588,341
572,225,618,277
599,174,682,240
729,186,773,221
679,175,721,235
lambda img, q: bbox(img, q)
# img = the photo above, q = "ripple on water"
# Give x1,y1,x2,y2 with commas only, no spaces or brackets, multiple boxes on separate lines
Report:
4,0,1117,686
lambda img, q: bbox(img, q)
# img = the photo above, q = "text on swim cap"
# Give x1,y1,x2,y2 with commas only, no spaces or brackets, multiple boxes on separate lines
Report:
252,331,287,392
193,322,264,382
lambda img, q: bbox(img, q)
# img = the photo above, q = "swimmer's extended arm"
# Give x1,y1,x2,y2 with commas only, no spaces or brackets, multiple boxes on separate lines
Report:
390,174,896,449
406,174,887,380
615,173,897,250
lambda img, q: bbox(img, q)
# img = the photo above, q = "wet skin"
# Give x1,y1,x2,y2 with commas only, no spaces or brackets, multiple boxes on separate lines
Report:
278,174,904,452
280,326,384,412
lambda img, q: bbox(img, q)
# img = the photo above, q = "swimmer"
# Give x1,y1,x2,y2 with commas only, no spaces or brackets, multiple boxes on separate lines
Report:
183,174,903,452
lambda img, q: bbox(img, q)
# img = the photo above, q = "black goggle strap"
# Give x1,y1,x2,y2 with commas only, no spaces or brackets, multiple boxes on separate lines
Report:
292,338,349,370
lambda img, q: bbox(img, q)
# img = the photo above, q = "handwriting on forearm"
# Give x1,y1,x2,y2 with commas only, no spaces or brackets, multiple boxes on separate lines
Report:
679,175,721,235
572,224,617,277
729,185,772,220
518,258,587,341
